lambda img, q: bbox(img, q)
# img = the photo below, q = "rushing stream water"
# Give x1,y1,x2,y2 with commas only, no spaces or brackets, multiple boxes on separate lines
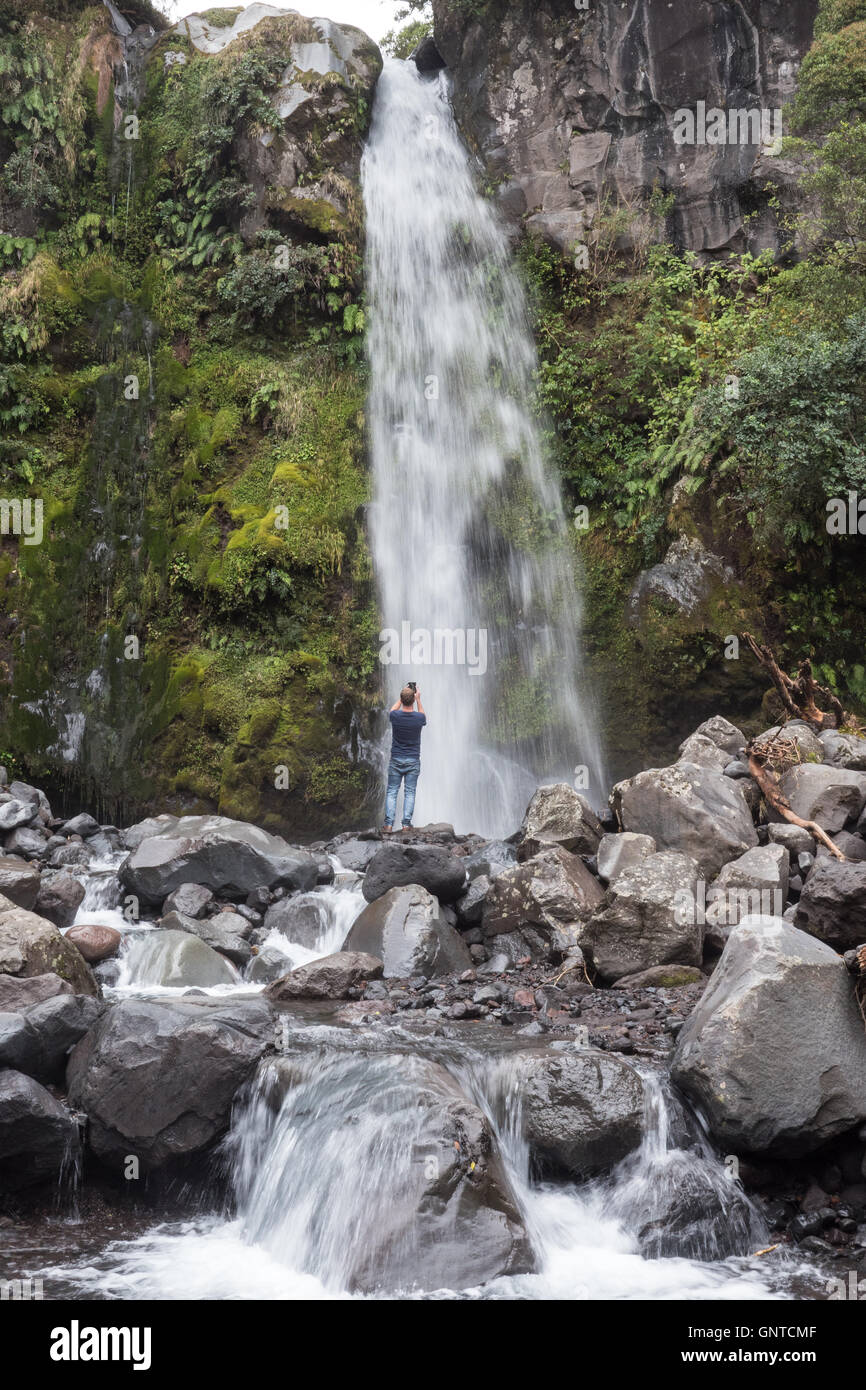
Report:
363,60,605,835
1,856,820,1301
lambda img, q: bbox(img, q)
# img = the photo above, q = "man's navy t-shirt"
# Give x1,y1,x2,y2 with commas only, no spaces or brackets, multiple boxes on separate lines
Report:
389,709,426,757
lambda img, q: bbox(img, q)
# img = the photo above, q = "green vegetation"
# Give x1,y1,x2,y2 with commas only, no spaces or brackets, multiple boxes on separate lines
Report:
0,3,381,832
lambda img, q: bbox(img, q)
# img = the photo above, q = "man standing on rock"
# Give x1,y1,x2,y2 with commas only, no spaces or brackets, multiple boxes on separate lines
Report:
383,684,426,832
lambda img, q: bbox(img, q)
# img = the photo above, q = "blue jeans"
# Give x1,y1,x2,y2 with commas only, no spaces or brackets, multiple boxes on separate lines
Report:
385,755,420,827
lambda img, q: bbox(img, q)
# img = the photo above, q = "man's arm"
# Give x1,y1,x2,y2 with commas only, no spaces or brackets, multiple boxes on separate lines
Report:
415,690,424,715
390,698,401,711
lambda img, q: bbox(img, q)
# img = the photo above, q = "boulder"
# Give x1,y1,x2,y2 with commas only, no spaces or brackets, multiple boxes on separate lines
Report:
264,951,383,1001
0,994,102,1083
819,730,866,771
514,783,602,860
161,882,214,919
0,972,73,1011
159,911,251,968
4,825,51,859
117,929,239,988
453,874,490,926
515,1048,646,1177
676,734,730,771
613,963,704,988
65,923,122,965
34,872,86,929
8,780,49,812
66,996,274,1171
481,846,604,947
0,799,37,833
60,813,101,838
246,945,292,984
343,885,472,979
794,860,866,951
596,832,656,885
263,893,331,949
259,1050,532,1293
0,899,98,996
754,721,825,764
0,856,40,911
0,1068,81,1190
120,814,319,905
361,843,467,904
463,841,516,876
816,831,866,863
777,765,866,834
688,716,747,758
710,844,789,923
610,762,758,877
768,823,816,858
581,851,702,984
671,918,866,1154
327,837,380,872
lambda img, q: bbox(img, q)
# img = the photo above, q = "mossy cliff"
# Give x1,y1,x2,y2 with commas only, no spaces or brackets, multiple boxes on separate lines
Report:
0,1,382,835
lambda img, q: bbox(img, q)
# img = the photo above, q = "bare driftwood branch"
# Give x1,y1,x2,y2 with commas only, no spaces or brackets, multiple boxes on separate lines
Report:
741,633,854,731
745,736,846,861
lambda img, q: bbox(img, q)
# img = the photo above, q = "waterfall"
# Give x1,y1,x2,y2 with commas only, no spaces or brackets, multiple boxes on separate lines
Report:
362,61,605,837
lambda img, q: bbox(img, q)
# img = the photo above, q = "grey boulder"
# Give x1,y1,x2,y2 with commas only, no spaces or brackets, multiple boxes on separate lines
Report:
120,815,319,905
819,730,866,771
0,899,98,996
66,996,274,1171
482,846,604,946
0,994,102,1083
794,860,866,951
777,765,866,834
515,783,602,860
263,892,331,949
581,851,702,984
159,910,252,968
264,951,383,1001
0,856,40,911
596,831,656,885
0,1068,81,1190
672,917,866,1154
34,872,86,929
343,884,472,979
515,1048,646,1178
610,762,758,877
361,843,467,905
162,882,214,919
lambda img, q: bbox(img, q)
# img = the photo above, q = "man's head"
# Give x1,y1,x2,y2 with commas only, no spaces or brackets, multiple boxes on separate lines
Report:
400,685,415,707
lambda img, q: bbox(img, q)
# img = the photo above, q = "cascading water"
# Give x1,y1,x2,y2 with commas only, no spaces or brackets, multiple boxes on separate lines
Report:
30,1034,819,1300
362,61,605,836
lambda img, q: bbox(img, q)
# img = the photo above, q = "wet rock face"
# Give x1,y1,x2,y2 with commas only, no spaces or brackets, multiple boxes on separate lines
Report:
343,884,472,979
433,0,818,255
66,996,274,1172
515,1047,646,1178
0,1068,81,1191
